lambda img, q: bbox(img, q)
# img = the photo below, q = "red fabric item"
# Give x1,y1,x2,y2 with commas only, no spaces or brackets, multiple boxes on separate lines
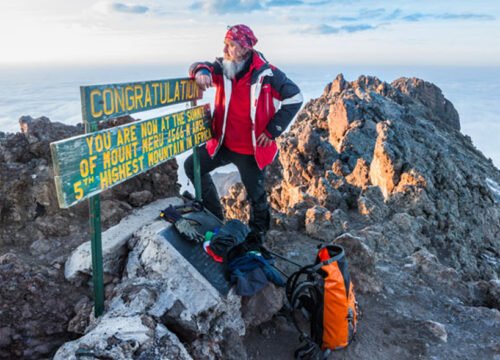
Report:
203,242,223,263
253,79,278,168
225,24,258,49
224,71,253,154
318,247,330,262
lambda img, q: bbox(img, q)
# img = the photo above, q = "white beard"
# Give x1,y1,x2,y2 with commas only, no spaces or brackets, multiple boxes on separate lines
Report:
222,59,246,80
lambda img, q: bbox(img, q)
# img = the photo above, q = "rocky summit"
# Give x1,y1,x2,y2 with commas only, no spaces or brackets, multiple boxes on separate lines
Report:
0,74,499,360
224,74,500,359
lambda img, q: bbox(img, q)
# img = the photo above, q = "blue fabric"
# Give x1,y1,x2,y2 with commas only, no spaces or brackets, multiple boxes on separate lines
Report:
232,267,269,296
217,220,249,243
210,219,250,257
161,205,183,223
228,252,285,296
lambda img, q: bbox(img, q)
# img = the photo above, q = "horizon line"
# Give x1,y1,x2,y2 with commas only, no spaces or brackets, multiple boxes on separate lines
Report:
1,61,500,69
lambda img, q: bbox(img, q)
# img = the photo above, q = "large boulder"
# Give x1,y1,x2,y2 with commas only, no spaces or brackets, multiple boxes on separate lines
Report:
55,221,246,360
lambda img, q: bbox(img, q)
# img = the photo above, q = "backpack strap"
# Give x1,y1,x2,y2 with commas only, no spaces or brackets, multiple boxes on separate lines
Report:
311,244,345,272
287,267,325,350
294,336,322,360
285,264,316,301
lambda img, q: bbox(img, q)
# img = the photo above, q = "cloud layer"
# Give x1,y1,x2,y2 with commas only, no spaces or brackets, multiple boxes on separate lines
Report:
191,0,263,14
93,2,149,15
111,3,149,14
313,8,496,35
304,23,376,34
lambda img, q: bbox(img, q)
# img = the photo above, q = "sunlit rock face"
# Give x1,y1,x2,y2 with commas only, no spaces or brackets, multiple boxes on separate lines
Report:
215,73,499,358
224,74,499,283
277,73,499,280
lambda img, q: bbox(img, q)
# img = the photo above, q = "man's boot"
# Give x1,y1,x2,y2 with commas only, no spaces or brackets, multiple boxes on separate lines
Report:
249,202,270,243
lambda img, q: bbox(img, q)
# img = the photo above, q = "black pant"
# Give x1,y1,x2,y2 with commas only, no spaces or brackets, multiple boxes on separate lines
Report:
184,145,270,234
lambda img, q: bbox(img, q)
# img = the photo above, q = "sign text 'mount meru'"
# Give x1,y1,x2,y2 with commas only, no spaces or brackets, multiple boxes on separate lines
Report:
81,78,203,124
51,104,212,208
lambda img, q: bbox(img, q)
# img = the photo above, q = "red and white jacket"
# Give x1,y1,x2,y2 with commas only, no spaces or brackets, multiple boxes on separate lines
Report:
189,51,303,169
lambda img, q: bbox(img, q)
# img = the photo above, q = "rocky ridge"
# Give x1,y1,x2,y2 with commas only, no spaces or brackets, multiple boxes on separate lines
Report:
223,74,500,359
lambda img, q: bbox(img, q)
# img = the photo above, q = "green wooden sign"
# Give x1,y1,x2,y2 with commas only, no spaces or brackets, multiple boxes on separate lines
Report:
81,78,202,124
51,104,212,208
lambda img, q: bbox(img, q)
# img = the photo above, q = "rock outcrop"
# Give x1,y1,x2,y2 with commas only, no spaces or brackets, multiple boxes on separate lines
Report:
0,116,180,359
0,116,180,249
222,74,500,359
272,74,499,281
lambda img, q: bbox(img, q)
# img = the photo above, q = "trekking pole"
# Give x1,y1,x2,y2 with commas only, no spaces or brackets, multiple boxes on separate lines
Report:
266,249,304,268
271,264,290,279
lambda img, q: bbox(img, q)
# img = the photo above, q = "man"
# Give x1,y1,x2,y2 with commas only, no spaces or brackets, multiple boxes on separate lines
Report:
184,24,303,240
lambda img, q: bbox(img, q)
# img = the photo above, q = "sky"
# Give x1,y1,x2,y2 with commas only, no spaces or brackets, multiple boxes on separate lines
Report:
1,0,499,66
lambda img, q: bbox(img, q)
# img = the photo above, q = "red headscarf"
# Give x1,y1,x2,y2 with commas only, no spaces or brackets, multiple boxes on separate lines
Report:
225,24,258,49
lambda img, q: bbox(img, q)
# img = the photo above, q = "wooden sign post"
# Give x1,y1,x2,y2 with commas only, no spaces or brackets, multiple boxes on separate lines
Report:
51,78,210,316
